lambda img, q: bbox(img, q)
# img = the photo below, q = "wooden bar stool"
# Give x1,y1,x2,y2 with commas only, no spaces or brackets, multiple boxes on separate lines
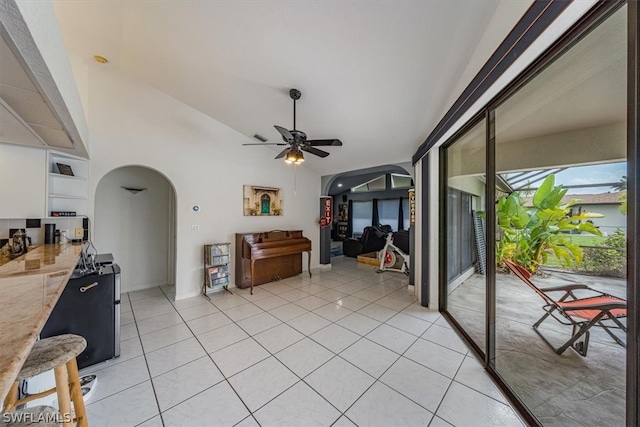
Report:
2,335,87,427
1,406,61,426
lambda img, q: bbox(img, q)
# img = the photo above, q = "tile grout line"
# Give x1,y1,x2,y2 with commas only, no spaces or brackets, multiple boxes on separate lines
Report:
125,291,166,427
113,262,453,427
138,286,247,423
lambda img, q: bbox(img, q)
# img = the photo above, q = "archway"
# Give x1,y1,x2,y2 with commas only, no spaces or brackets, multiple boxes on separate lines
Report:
320,163,413,265
94,165,177,294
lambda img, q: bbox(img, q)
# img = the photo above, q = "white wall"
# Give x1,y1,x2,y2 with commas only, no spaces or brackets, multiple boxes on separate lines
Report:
579,204,626,235
94,166,174,293
83,63,321,300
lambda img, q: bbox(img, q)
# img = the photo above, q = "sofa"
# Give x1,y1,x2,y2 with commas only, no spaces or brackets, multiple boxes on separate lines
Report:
343,225,392,258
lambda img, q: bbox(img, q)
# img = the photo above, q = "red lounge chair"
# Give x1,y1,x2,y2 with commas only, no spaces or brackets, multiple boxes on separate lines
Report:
503,259,626,356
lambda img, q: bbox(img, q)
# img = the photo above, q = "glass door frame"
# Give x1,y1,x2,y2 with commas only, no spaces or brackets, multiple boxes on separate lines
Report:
436,1,637,425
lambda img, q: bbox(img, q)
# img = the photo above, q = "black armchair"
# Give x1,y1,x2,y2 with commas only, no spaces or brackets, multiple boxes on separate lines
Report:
343,225,392,257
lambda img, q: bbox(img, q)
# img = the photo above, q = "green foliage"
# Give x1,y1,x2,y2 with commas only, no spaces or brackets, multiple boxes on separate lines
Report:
619,192,627,216
579,229,626,278
611,175,627,191
612,176,627,216
497,175,603,273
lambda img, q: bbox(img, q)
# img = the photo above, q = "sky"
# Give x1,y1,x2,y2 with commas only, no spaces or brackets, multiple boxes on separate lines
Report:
504,162,627,195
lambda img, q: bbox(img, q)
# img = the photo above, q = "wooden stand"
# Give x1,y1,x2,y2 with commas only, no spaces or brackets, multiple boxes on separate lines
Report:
202,243,232,299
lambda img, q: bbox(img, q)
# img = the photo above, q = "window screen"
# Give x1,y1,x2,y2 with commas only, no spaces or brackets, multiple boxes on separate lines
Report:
352,201,372,235
378,199,399,229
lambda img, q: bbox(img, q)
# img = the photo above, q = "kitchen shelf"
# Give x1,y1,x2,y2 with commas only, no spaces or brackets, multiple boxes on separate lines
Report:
46,150,89,216
49,173,87,181
48,194,87,199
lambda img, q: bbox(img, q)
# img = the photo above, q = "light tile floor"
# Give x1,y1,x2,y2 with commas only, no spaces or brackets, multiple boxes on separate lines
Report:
81,256,523,426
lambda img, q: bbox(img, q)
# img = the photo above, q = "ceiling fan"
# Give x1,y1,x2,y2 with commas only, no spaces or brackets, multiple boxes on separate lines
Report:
243,88,342,164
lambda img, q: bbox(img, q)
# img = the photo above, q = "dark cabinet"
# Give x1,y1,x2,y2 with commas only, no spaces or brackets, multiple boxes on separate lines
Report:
41,265,121,369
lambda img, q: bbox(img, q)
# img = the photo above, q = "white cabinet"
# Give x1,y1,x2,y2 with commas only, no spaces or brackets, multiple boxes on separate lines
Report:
0,143,46,218
46,151,88,217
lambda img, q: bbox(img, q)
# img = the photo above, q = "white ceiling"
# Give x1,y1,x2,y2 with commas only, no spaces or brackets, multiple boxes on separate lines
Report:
50,0,533,175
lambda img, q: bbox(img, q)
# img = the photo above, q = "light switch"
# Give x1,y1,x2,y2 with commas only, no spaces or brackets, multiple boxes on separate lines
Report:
192,225,199,231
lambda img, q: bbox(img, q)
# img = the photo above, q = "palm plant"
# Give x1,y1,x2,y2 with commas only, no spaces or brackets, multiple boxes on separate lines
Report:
612,175,627,215
497,175,603,273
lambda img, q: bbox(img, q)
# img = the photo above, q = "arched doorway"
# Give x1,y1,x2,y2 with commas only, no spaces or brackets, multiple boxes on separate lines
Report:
320,164,413,264
94,166,177,294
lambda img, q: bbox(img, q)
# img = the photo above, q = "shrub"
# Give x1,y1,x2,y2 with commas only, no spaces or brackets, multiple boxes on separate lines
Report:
579,229,626,278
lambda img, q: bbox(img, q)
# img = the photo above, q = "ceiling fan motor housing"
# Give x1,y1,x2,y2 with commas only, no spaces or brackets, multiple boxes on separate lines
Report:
289,88,301,100
288,130,307,144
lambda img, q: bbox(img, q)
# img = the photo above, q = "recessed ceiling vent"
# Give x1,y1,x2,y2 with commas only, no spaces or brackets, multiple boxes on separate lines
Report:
253,134,268,142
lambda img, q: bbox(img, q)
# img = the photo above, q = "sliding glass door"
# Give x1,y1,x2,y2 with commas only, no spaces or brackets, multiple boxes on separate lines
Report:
439,2,633,424
443,118,486,353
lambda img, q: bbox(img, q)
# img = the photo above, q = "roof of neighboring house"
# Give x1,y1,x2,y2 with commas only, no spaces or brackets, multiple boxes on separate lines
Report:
522,191,625,207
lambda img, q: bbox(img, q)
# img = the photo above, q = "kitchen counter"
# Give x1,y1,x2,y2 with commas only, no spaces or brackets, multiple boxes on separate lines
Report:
0,243,81,401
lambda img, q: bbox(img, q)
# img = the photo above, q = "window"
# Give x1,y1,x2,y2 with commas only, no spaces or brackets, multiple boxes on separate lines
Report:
351,175,386,192
378,199,399,228
402,198,410,229
391,173,413,189
352,201,372,235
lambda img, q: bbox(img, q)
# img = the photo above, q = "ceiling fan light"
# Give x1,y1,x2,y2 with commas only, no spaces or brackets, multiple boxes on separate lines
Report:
295,152,305,163
284,150,297,163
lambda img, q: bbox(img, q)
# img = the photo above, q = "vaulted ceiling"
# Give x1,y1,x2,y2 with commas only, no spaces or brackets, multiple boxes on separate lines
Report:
51,0,532,175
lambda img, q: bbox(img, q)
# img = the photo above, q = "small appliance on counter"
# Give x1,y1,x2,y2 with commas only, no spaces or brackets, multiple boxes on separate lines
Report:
44,223,56,244
9,229,30,259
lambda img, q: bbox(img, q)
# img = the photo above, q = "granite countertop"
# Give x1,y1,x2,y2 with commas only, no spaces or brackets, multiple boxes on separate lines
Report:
0,244,81,401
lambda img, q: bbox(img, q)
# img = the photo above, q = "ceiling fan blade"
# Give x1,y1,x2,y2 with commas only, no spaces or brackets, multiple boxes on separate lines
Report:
274,125,294,142
242,143,288,146
307,139,342,147
275,148,290,159
300,146,329,158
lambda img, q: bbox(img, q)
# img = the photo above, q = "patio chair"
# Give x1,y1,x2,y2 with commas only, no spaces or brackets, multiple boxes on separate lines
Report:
503,259,626,357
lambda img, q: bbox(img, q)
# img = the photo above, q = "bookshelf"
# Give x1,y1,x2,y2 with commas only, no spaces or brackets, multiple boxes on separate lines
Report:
202,243,232,298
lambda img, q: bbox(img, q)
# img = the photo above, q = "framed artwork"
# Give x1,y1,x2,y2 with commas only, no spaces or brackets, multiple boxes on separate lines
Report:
243,185,284,216
56,163,74,176
337,204,348,221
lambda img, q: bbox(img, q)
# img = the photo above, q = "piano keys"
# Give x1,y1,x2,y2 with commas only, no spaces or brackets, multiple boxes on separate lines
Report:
235,230,312,294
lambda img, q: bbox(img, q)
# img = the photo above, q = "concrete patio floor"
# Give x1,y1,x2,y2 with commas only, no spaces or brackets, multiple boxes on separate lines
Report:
447,269,626,426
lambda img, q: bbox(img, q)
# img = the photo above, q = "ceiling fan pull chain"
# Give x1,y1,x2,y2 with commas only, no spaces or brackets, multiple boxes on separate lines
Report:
294,164,298,196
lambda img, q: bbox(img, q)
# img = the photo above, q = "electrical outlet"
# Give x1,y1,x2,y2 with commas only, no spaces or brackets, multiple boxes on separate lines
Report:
75,228,84,238
192,225,199,231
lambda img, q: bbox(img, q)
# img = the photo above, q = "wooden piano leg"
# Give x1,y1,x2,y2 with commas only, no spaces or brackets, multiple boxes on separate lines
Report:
250,259,256,295
307,250,312,278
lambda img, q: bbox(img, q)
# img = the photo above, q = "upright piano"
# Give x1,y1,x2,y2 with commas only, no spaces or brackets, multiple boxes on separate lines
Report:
235,230,312,294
